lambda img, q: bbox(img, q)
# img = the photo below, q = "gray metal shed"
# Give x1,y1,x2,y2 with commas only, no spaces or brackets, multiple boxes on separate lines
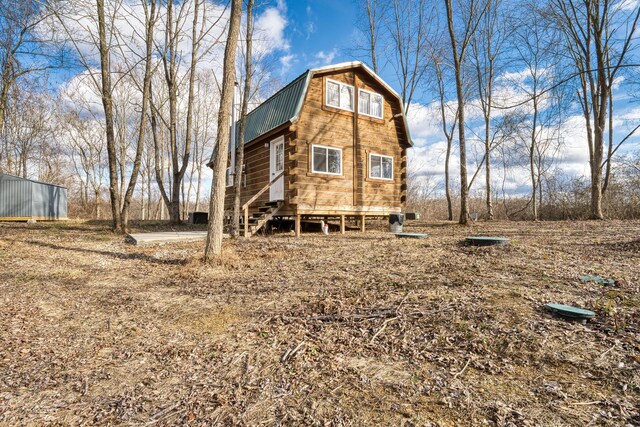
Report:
0,173,68,220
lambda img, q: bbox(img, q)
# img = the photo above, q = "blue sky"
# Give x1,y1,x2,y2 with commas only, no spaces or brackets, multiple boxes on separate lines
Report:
48,0,639,197
274,0,359,81
266,0,640,196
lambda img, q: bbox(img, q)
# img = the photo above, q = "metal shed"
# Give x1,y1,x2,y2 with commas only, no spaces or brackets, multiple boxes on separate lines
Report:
0,173,68,221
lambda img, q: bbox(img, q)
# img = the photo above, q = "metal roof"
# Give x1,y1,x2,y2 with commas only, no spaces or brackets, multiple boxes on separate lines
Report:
0,172,68,189
208,62,413,165
243,71,309,144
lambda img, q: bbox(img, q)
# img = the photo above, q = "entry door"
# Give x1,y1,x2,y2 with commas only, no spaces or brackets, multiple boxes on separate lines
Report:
269,136,285,201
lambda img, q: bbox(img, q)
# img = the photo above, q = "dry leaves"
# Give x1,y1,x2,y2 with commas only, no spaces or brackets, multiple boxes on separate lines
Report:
0,219,638,426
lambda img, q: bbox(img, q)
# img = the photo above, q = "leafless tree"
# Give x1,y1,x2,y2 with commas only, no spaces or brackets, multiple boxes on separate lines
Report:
0,78,54,178
429,48,458,221
205,0,243,261
469,0,511,220
510,10,566,219
548,0,640,219
0,0,61,135
385,0,433,112
231,0,255,238
64,110,107,218
355,0,385,73
444,0,490,224
149,0,226,224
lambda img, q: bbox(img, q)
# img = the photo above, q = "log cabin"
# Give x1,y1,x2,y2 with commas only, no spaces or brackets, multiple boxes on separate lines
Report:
212,61,412,236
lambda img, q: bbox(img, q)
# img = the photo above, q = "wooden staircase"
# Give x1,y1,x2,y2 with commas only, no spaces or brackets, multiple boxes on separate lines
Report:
241,200,283,237
240,171,285,238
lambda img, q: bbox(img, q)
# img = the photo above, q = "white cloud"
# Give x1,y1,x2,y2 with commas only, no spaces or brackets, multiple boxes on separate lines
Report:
279,53,296,74
253,4,290,56
313,49,338,66
402,63,640,197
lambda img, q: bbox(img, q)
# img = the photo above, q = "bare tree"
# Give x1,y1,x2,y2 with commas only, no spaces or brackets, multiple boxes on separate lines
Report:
150,0,226,224
0,78,54,178
353,0,386,73
205,0,243,261
511,10,565,220
0,0,60,135
94,0,122,230
444,0,489,224
64,110,107,218
469,0,511,220
115,0,157,229
430,49,458,221
386,0,433,112
549,0,640,219
231,0,254,238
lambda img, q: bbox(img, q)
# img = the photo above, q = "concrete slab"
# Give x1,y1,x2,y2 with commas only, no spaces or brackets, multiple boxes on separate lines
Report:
127,231,229,245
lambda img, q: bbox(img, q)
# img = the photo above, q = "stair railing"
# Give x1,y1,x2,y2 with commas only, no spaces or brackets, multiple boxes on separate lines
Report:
242,171,284,237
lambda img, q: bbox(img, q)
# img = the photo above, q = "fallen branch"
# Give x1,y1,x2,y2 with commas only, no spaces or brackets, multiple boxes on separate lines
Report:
452,359,471,379
370,317,398,344
281,340,305,363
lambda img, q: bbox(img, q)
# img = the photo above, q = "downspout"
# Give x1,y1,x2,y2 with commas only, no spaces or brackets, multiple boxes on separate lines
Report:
353,71,359,208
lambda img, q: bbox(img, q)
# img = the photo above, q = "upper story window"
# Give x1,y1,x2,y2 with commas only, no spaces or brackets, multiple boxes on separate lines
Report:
326,79,354,111
312,144,342,175
359,89,383,118
369,153,393,180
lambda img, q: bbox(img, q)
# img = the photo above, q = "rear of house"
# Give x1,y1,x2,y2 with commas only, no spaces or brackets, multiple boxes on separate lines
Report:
0,173,68,221
219,62,411,235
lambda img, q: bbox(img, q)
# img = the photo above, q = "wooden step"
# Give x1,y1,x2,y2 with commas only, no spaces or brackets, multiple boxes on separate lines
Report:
264,201,280,207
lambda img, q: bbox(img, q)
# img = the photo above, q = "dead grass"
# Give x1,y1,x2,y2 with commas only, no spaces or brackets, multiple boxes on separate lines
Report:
0,219,638,426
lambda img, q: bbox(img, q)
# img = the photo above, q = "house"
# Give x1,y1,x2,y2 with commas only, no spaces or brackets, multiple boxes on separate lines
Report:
0,173,68,221
213,61,412,236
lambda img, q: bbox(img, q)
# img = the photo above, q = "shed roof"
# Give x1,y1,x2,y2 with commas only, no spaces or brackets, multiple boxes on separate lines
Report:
0,172,67,189
208,61,412,166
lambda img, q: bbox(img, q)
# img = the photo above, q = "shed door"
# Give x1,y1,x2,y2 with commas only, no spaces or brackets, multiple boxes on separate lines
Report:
269,136,285,201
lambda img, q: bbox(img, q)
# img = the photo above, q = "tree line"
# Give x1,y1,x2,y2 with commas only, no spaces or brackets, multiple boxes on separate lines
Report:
355,0,640,222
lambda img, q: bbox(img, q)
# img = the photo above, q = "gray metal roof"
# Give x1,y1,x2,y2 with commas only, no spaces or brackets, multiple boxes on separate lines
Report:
0,172,67,189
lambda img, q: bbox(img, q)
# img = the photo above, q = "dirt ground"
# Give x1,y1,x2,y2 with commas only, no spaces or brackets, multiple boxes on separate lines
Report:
0,219,638,426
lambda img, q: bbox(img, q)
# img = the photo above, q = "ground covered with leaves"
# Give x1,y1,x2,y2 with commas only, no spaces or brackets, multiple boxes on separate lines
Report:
0,219,638,426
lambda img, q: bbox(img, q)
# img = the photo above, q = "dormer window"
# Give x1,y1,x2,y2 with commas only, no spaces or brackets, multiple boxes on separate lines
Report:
359,89,383,118
326,79,354,111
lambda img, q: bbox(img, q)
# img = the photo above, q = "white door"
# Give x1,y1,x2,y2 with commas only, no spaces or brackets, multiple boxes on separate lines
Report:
269,136,285,201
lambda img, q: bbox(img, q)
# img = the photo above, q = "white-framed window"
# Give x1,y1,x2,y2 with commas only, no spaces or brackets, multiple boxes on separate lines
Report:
312,144,342,175
359,89,383,118
326,78,354,111
369,153,393,180
225,167,233,187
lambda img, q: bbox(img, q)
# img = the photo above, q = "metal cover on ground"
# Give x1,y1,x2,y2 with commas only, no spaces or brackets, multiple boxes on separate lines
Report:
544,303,596,319
465,236,510,246
395,232,428,239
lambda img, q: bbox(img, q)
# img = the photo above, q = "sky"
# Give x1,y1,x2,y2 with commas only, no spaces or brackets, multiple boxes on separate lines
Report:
255,0,640,197
47,0,640,199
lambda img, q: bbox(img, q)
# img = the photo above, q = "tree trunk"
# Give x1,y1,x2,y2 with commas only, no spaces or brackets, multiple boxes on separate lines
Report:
232,0,254,238
96,0,121,231
444,0,469,225
119,0,156,231
445,138,453,221
205,0,242,261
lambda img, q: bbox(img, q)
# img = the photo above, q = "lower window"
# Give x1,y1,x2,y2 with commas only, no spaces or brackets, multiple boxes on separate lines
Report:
369,153,393,180
312,145,342,175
